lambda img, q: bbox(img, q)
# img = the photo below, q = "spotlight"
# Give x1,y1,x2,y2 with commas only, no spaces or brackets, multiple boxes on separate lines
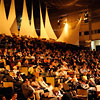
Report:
57,20,60,23
84,12,88,17
20,17,22,20
65,23,68,32
57,20,60,25
84,11,88,23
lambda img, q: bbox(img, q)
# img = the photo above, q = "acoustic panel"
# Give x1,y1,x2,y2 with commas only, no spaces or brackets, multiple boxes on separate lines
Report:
40,6,49,39
45,7,57,40
0,0,11,35
20,0,31,37
57,16,81,45
29,4,38,38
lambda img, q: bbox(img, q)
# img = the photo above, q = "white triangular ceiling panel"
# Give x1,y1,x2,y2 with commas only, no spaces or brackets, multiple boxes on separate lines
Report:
0,0,11,35
40,6,49,39
45,7,57,40
20,0,31,37
29,4,38,38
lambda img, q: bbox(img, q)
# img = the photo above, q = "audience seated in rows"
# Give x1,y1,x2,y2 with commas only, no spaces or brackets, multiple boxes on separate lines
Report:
0,34,100,100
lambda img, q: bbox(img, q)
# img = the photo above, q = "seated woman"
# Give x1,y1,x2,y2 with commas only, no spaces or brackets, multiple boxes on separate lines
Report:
31,76,44,100
22,78,35,99
31,76,41,90
64,74,72,84
38,77,48,89
13,66,19,75
80,80,89,89
15,72,23,82
48,87,63,100
81,72,88,82
36,65,44,73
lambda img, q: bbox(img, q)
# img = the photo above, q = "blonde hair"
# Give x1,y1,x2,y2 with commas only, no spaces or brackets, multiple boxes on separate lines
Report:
52,87,59,93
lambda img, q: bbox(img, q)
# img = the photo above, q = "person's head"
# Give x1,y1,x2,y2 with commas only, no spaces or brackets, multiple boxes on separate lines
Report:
96,70,99,74
88,71,92,74
83,72,87,76
12,56,15,60
13,66,17,70
52,87,59,95
11,93,17,100
24,59,29,64
43,90,49,97
17,72,21,76
17,61,21,67
24,78,30,85
2,96,6,100
95,65,98,68
64,74,70,78
76,75,80,80
32,76,37,81
0,56,2,60
5,65,10,70
55,83,63,89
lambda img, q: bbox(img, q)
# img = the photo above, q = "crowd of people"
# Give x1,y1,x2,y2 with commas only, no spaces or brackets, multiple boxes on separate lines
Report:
0,34,100,100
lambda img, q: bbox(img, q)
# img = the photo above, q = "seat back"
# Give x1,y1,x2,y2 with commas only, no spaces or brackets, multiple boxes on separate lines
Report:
9,71,14,76
77,89,88,95
46,77,55,87
96,85,100,97
3,82,13,89
63,83,70,91
19,67,28,76
34,72,39,77
77,89,88,100
0,74,4,81
96,85,100,92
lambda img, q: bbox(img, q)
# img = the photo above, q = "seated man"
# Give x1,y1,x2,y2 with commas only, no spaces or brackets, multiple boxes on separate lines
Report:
22,78,43,100
31,76,44,100
41,89,57,100
10,93,17,100
22,78,35,99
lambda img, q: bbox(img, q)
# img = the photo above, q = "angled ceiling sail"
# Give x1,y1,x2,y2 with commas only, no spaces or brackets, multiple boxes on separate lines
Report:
8,0,16,30
29,4,38,38
20,0,30,36
40,6,49,39
0,0,11,35
10,19,18,35
57,16,82,45
45,7,57,40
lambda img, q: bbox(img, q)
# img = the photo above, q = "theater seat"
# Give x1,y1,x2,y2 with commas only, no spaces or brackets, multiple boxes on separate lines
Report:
77,89,88,100
19,67,28,76
34,72,39,77
96,85,100,99
46,77,55,87
3,82,13,89
41,97,57,100
63,83,70,91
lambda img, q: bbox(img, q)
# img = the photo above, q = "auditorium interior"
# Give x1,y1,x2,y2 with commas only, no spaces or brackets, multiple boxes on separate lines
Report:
0,0,100,100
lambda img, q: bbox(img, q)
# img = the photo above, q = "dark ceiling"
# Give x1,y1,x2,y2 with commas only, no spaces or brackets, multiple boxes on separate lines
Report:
2,0,100,20
44,0,100,11
43,0,100,19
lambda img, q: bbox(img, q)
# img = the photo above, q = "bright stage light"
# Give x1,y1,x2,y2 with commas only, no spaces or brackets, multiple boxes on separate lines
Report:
65,23,68,32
